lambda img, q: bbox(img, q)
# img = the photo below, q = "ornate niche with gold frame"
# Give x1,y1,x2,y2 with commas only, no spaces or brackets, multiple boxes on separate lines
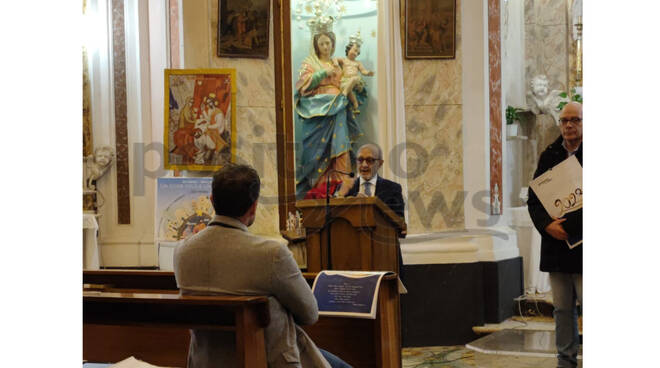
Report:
273,0,381,229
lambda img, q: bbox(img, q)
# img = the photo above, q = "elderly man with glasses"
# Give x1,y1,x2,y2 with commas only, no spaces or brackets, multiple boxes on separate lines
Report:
528,102,583,368
336,143,405,220
336,143,406,278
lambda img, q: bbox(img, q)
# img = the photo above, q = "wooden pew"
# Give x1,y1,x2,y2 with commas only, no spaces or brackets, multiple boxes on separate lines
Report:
84,291,269,367
83,270,401,368
300,273,401,368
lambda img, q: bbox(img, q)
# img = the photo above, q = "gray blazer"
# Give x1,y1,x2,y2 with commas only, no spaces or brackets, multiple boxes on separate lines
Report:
174,215,331,368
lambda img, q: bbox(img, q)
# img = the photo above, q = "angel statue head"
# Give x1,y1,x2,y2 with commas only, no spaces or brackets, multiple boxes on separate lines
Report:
530,75,550,98
94,146,114,167
85,146,115,190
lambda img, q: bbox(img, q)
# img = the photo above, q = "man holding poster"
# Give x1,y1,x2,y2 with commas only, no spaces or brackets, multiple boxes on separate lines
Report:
528,102,583,368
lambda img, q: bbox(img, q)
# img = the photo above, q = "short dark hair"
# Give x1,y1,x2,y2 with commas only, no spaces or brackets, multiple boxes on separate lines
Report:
345,42,360,56
211,164,261,218
313,31,336,58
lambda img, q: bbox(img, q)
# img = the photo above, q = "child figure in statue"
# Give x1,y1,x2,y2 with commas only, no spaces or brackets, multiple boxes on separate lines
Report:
336,34,373,114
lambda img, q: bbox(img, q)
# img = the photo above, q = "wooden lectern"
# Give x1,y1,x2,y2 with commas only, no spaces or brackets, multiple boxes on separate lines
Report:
296,197,406,273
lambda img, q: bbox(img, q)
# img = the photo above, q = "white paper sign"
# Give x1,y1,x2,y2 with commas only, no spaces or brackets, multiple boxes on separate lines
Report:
529,155,582,219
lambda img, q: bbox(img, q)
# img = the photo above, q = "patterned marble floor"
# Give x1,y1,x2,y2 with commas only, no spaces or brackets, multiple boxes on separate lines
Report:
402,345,582,368
403,327,583,368
402,346,476,367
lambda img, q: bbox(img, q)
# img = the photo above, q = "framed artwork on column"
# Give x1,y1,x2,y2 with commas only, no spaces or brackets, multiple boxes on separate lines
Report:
404,0,456,59
164,69,237,171
217,0,270,58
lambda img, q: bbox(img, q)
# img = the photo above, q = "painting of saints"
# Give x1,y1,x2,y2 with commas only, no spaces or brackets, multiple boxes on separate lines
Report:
165,70,236,171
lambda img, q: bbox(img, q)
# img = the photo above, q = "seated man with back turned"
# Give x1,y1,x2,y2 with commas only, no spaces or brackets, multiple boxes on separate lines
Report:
174,163,351,368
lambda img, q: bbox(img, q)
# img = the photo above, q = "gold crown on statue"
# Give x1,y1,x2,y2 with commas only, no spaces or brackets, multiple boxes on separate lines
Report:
348,30,363,47
307,12,334,36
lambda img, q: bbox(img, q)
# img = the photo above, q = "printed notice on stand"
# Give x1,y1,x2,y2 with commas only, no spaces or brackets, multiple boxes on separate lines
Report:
311,271,390,319
529,155,583,249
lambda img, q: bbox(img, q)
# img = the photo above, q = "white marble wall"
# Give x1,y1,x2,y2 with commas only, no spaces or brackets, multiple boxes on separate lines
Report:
521,0,566,187
503,0,526,108
524,0,569,93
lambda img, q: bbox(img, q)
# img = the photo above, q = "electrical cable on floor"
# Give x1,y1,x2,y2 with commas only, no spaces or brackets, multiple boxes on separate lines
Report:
511,287,558,330
512,295,529,329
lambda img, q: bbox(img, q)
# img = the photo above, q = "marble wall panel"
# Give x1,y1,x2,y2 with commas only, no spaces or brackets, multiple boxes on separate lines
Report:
182,0,279,236
403,60,462,106
234,106,280,236
402,0,464,233
403,0,462,107
208,0,275,108
524,23,541,90
182,1,210,68
405,105,464,232
534,114,560,160
524,0,569,99
537,0,566,26
169,0,181,67
524,0,536,25
519,113,539,185
208,59,277,108
541,25,568,91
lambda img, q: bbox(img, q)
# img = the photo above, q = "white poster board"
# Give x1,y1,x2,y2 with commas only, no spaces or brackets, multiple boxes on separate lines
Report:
529,155,582,219
529,155,583,248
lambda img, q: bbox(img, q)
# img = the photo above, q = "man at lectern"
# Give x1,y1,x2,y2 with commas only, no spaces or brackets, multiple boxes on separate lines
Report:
336,143,406,280
174,164,351,368
528,102,582,368
336,143,405,220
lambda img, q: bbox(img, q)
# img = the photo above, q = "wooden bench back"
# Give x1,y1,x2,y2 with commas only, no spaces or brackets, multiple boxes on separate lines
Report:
83,291,269,367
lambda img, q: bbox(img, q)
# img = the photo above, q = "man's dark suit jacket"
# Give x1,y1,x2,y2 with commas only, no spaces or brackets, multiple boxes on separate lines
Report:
345,176,405,219
345,175,406,279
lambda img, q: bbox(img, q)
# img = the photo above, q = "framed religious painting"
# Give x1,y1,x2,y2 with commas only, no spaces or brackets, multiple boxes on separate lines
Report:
404,0,456,59
217,0,270,58
164,69,237,171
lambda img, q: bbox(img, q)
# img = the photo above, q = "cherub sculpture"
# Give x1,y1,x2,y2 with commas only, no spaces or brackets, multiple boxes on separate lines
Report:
336,31,374,113
527,75,569,124
85,146,115,190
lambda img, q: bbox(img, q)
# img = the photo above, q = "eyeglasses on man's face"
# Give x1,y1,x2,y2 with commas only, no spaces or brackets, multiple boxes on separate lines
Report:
559,117,582,125
356,157,379,165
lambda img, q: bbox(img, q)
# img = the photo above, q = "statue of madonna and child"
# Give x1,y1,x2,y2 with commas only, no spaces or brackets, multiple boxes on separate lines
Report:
295,29,374,199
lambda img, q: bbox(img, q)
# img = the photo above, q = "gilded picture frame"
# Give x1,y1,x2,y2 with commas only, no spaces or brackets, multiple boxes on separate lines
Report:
404,0,456,59
164,69,237,171
217,0,270,59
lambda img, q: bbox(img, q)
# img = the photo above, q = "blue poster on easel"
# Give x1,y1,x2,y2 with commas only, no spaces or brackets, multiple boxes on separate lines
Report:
155,177,214,242
155,177,213,270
